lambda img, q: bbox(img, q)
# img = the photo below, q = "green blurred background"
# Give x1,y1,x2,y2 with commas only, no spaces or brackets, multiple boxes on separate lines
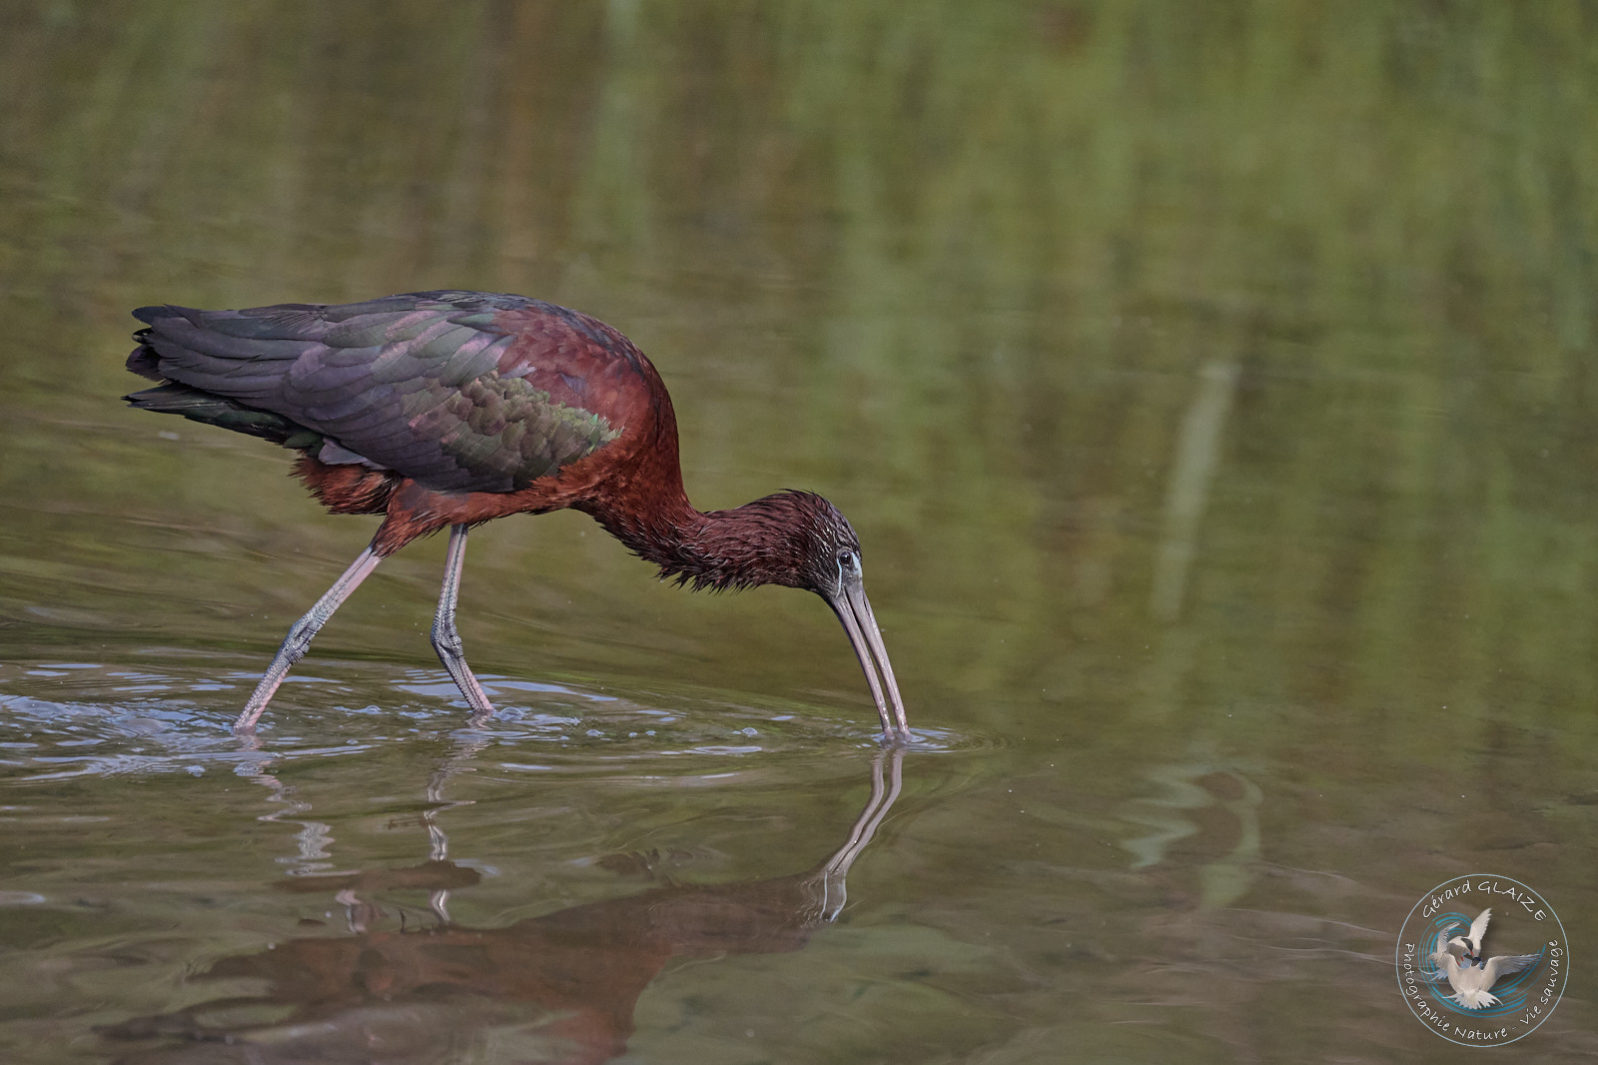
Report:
1,2,1596,1061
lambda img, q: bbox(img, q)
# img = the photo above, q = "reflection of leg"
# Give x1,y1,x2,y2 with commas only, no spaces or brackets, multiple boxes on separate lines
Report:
421,726,495,924
234,740,335,875
431,524,495,718
423,749,455,924
236,547,385,731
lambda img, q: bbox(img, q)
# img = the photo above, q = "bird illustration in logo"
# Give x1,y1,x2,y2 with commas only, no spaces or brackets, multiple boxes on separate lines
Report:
1418,908,1542,1009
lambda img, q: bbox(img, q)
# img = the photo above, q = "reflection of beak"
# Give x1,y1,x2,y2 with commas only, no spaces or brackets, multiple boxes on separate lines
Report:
827,575,910,741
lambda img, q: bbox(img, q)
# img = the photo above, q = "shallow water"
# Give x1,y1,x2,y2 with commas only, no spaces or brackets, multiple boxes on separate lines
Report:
3,3,1598,1062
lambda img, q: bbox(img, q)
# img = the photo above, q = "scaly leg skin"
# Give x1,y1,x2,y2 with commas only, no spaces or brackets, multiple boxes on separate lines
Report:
234,547,385,732
431,524,496,719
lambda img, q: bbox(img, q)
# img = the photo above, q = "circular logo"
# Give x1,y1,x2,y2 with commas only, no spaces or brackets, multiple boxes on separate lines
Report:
1395,874,1568,1046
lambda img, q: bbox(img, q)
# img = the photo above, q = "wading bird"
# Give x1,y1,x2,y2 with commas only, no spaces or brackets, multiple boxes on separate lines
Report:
124,291,908,739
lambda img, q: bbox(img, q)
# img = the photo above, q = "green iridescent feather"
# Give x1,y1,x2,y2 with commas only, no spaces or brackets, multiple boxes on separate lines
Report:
126,292,624,494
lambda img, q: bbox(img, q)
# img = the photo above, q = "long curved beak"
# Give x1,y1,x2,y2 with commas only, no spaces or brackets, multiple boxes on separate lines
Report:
827,575,910,742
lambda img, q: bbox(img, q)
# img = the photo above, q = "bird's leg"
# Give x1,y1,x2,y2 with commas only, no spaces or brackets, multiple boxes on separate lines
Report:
430,524,496,718
235,547,385,732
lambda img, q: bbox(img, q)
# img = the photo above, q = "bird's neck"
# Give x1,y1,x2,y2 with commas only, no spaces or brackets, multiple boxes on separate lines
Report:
580,489,804,592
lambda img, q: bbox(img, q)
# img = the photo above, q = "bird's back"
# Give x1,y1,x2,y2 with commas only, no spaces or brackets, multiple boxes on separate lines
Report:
126,291,652,495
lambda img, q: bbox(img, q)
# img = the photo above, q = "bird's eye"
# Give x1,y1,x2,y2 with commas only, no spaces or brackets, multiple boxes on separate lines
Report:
838,550,858,572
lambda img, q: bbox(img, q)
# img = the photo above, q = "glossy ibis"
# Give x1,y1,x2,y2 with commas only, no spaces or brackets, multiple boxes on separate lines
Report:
124,291,909,739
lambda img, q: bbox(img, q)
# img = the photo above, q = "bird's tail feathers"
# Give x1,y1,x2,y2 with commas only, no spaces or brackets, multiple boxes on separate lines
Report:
1452,988,1501,1010
123,381,320,448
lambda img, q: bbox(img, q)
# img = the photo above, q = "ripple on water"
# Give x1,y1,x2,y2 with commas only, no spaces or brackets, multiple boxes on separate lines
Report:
0,657,987,785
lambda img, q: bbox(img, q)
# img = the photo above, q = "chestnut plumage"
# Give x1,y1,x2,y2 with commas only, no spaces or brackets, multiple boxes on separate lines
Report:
124,291,909,739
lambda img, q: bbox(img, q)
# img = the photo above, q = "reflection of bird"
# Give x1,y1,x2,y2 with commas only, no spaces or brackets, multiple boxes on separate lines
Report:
124,292,908,738
1421,909,1541,1009
99,749,906,1064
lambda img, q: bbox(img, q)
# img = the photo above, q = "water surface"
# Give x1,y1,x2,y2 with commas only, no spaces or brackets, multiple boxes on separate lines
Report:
2,3,1596,1062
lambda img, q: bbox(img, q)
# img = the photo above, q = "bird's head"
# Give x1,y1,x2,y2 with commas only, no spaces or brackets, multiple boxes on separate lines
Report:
659,491,910,740
747,491,910,741
770,491,863,594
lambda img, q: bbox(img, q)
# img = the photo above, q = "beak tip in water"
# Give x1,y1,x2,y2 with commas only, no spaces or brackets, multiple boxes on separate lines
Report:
828,579,910,741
